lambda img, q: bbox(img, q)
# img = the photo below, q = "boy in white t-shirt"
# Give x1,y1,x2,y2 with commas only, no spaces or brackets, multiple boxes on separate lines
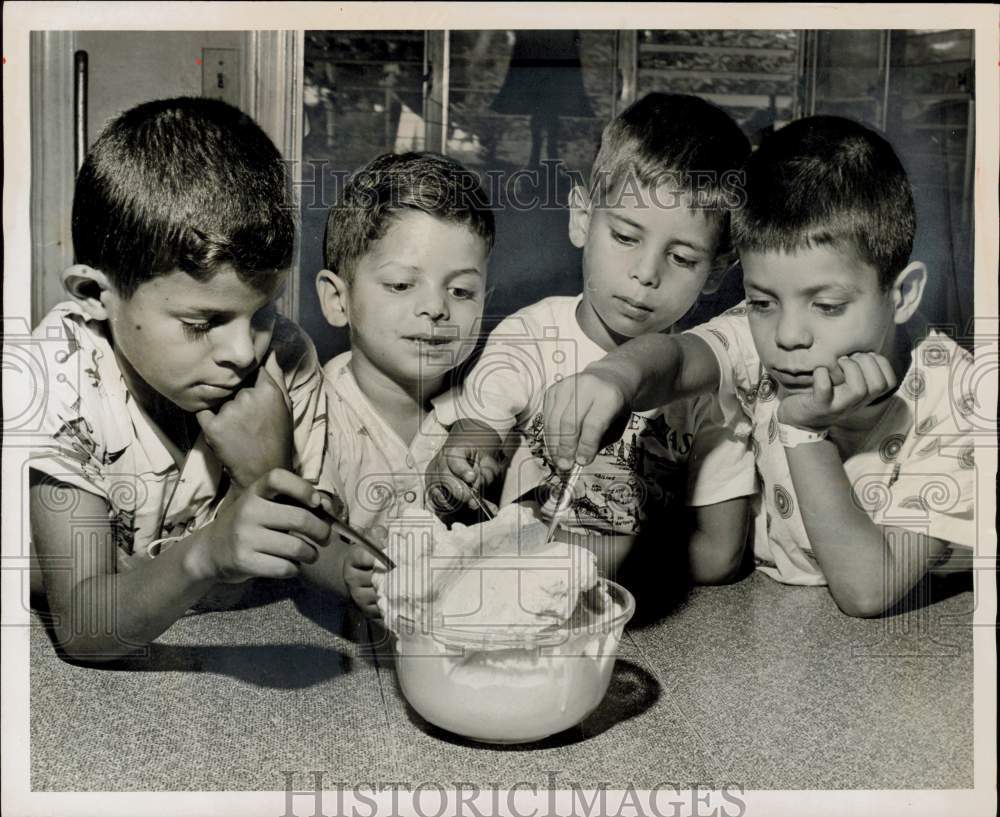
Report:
542,116,979,617
429,93,756,582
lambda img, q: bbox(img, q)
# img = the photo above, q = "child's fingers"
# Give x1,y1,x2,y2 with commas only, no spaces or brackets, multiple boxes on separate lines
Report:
234,549,305,580
254,365,293,412
542,380,576,470
347,545,376,572
476,453,502,486
872,353,898,392
836,356,868,406
251,530,321,565
577,402,613,465
254,468,320,507
258,501,332,548
812,366,834,405
850,352,890,398
426,472,471,515
442,448,477,483
195,408,219,433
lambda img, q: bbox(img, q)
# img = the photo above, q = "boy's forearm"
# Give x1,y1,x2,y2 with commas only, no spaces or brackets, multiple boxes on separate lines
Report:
50,536,216,662
785,442,902,617
687,497,750,585
585,333,718,411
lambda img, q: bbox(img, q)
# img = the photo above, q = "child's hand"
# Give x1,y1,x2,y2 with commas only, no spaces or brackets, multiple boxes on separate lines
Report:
542,367,633,472
186,468,331,583
196,366,293,489
343,545,381,619
777,352,897,431
425,444,503,517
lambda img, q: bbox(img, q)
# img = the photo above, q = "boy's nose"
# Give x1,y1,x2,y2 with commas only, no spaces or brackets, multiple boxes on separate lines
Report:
775,311,812,350
214,323,258,369
416,290,449,321
630,253,660,287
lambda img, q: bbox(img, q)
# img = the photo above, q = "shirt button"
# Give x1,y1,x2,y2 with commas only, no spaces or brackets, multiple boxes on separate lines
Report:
405,455,416,469
404,491,417,503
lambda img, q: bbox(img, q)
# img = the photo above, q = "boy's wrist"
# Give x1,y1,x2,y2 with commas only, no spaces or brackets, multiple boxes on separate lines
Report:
776,403,832,435
179,527,219,583
583,359,639,407
777,422,830,448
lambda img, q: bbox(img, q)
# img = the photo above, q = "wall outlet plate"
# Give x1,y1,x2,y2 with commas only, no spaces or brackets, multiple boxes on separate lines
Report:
201,48,241,107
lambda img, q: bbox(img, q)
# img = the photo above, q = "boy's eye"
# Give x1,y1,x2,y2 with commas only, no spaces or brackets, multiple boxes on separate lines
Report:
815,302,847,316
181,321,214,338
449,286,479,301
746,298,774,313
384,282,414,293
669,252,698,269
610,229,638,247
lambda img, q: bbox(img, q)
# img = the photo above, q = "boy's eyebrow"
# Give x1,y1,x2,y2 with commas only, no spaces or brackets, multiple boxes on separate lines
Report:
607,212,646,232
608,212,711,254
800,282,863,296
745,281,862,297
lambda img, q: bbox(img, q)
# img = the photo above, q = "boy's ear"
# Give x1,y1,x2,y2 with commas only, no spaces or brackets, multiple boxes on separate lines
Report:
890,261,927,324
567,184,592,249
62,265,116,321
315,269,351,328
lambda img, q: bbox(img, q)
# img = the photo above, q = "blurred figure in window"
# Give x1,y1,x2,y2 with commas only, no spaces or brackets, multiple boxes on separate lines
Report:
491,30,594,167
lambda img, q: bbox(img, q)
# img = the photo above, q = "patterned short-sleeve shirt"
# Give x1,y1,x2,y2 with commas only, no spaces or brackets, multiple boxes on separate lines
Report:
29,302,335,571
435,295,756,538
688,303,978,585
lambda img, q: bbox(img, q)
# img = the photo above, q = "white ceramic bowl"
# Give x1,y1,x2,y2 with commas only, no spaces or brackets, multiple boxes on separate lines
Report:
389,579,635,743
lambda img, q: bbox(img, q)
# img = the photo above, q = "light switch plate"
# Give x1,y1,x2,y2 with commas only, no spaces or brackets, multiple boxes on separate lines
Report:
201,48,241,107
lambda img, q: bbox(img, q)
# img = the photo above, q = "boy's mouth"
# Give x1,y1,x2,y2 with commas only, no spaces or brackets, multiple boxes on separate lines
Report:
613,295,654,320
770,367,814,388
403,334,453,345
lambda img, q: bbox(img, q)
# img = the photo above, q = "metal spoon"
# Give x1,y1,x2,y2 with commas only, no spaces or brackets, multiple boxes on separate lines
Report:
542,463,583,544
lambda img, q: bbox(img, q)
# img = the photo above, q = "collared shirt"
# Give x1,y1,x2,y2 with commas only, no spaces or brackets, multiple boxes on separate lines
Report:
689,303,978,585
435,295,756,537
30,301,333,570
321,351,451,546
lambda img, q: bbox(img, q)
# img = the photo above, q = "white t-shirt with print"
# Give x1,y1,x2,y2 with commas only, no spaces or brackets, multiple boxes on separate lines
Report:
435,295,756,537
29,302,337,571
689,303,978,585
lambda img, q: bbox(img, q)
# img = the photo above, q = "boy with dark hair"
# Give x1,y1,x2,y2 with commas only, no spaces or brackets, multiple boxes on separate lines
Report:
311,152,495,616
427,93,757,583
542,115,977,617
30,98,339,660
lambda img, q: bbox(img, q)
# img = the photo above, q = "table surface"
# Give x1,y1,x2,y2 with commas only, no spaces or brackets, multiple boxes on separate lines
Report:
29,570,974,792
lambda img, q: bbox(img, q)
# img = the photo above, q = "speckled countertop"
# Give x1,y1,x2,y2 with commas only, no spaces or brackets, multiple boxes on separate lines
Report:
29,570,974,792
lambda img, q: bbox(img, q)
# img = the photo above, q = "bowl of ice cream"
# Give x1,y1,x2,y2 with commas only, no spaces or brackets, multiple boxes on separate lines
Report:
373,505,636,744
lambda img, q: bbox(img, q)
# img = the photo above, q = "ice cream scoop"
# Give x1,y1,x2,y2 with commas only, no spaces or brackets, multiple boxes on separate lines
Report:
373,504,601,635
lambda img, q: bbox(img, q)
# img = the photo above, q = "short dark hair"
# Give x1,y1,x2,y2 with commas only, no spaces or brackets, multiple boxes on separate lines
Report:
732,115,915,288
72,97,295,298
323,152,495,282
589,93,751,250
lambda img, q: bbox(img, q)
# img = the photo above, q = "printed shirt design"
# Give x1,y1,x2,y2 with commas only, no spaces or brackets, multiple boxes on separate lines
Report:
689,304,978,585
436,295,755,539
30,302,333,570
522,405,694,535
